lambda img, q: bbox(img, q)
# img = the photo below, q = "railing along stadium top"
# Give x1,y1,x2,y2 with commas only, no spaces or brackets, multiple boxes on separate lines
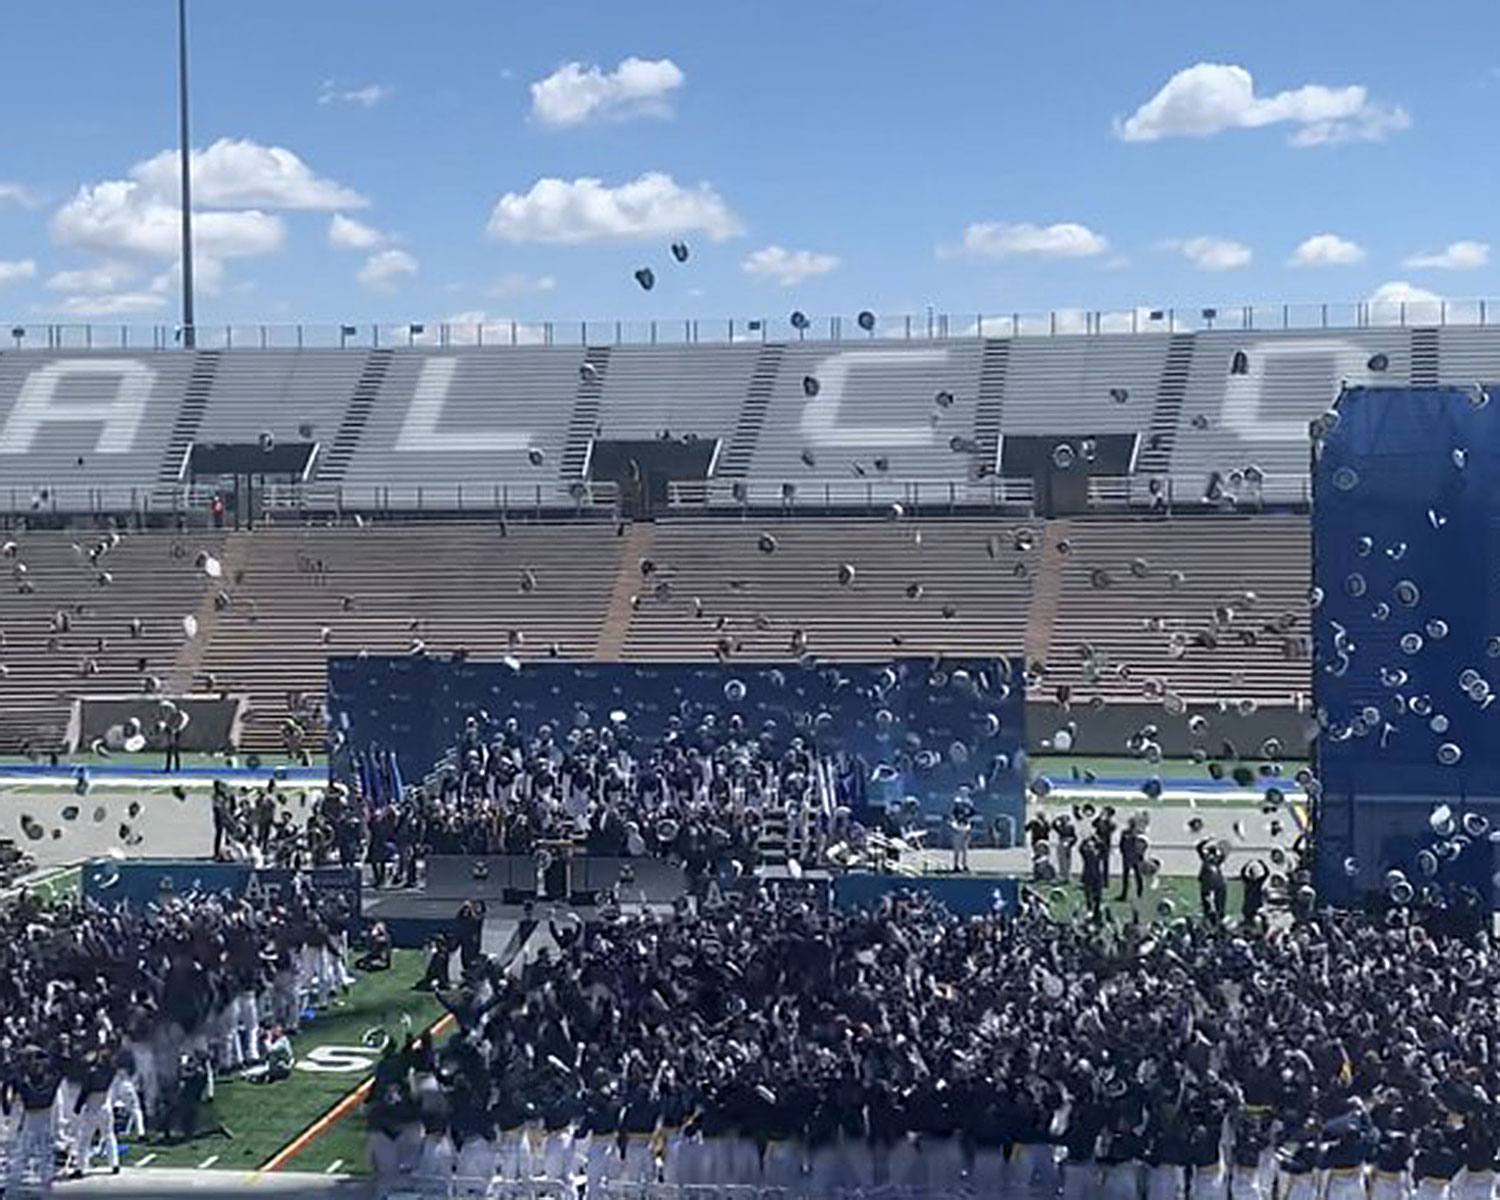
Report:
2,298,1494,350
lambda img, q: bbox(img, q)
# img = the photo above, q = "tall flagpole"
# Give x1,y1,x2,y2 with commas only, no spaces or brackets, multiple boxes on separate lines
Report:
177,0,196,348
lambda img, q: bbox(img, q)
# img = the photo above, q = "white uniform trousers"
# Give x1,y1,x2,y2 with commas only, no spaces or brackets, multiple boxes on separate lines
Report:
8,1108,56,1193
368,1130,400,1181
53,1078,77,1146
234,991,262,1063
1190,1162,1229,1200
416,1131,455,1184
111,1074,146,1137
74,1093,119,1174
1062,1160,1099,1200
1416,1179,1455,1200
1456,1170,1497,1200
1147,1163,1186,1200
1230,1161,1271,1200
1102,1160,1143,1200
1325,1166,1370,1200
761,1139,802,1190
971,1145,1009,1197
454,1135,497,1198
1371,1170,1412,1200
1280,1171,1323,1200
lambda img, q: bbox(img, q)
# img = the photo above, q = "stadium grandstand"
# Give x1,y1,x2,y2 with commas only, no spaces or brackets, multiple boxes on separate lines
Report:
0,314,1464,754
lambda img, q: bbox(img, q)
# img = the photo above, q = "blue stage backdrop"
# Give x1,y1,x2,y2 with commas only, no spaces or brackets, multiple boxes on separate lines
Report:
327,657,1025,825
1312,385,1500,905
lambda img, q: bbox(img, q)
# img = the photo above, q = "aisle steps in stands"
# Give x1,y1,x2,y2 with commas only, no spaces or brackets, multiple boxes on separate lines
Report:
1136,334,1194,475
155,350,221,489
595,523,654,660
717,343,784,477
320,349,392,482
560,346,611,481
971,340,1010,467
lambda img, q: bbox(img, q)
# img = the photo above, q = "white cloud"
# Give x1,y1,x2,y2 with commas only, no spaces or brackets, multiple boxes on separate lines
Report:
357,248,418,291
1369,280,1442,306
1159,235,1251,271
486,172,742,244
130,139,366,210
49,289,168,316
1289,233,1366,267
530,57,684,127
327,213,390,251
1367,280,1445,325
1403,240,1489,270
318,81,393,108
53,184,284,261
485,272,557,298
741,245,840,286
942,221,1108,260
1117,63,1410,146
49,138,364,300
0,259,36,286
400,311,550,347
46,262,141,293
0,183,39,209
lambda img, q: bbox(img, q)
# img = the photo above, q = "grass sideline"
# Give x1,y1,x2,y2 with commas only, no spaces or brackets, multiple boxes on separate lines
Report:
126,948,440,1173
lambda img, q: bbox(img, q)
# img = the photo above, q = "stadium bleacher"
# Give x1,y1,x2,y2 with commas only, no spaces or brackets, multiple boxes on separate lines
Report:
0,318,1482,753
0,321,1485,516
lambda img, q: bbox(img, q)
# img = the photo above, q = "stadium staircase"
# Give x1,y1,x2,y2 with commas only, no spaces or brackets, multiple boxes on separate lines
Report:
717,343,785,478
1025,520,1069,668
560,347,611,482
1135,333,1194,476
971,339,1010,468
155,349,221,494
595,523,654,661
319,348,392,483
1411,328,1440,387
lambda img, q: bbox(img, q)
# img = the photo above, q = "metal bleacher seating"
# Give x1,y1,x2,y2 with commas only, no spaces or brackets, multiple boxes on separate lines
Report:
1170,329,1411,505
1002,336,1168,435
0,528,227,749
741,340,988,504
0,513,1316,753
620,517,1037,662
339,348,587,509
597,343,760,441
0,351,193,512
1,322,1497,516
1043,513,1311,704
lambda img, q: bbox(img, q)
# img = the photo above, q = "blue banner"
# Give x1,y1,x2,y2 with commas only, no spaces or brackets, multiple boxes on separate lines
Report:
327,657,1025,823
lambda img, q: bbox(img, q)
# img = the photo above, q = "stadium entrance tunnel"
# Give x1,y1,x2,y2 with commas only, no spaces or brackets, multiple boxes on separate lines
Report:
1311,385,1500,909
586,437,719,519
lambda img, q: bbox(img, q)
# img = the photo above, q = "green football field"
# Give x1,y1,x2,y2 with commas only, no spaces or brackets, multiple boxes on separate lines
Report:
123,948,441,1176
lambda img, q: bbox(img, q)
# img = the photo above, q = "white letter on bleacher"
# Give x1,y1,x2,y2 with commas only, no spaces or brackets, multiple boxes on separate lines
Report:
1221,339,1374,443
395,357,532,452
0,359,155,454
800,349,950,448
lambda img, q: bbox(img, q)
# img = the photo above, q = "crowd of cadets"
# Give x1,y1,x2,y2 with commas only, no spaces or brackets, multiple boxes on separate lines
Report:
0,879,358,1192
361,870,1500,1200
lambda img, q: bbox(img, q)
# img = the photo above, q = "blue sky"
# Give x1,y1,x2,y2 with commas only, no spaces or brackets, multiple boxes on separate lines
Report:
0,0,1495,331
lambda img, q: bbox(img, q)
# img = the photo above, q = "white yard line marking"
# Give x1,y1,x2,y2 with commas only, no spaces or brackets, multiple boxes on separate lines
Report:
198,1154,220,1169
135,1153,157,1167
324,1159,344,1174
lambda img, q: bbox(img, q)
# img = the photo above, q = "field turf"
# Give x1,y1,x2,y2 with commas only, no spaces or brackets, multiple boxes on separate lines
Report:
124,948,440,1175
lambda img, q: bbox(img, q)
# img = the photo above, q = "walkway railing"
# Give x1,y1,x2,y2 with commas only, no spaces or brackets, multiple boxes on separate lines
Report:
3,296,1494,352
